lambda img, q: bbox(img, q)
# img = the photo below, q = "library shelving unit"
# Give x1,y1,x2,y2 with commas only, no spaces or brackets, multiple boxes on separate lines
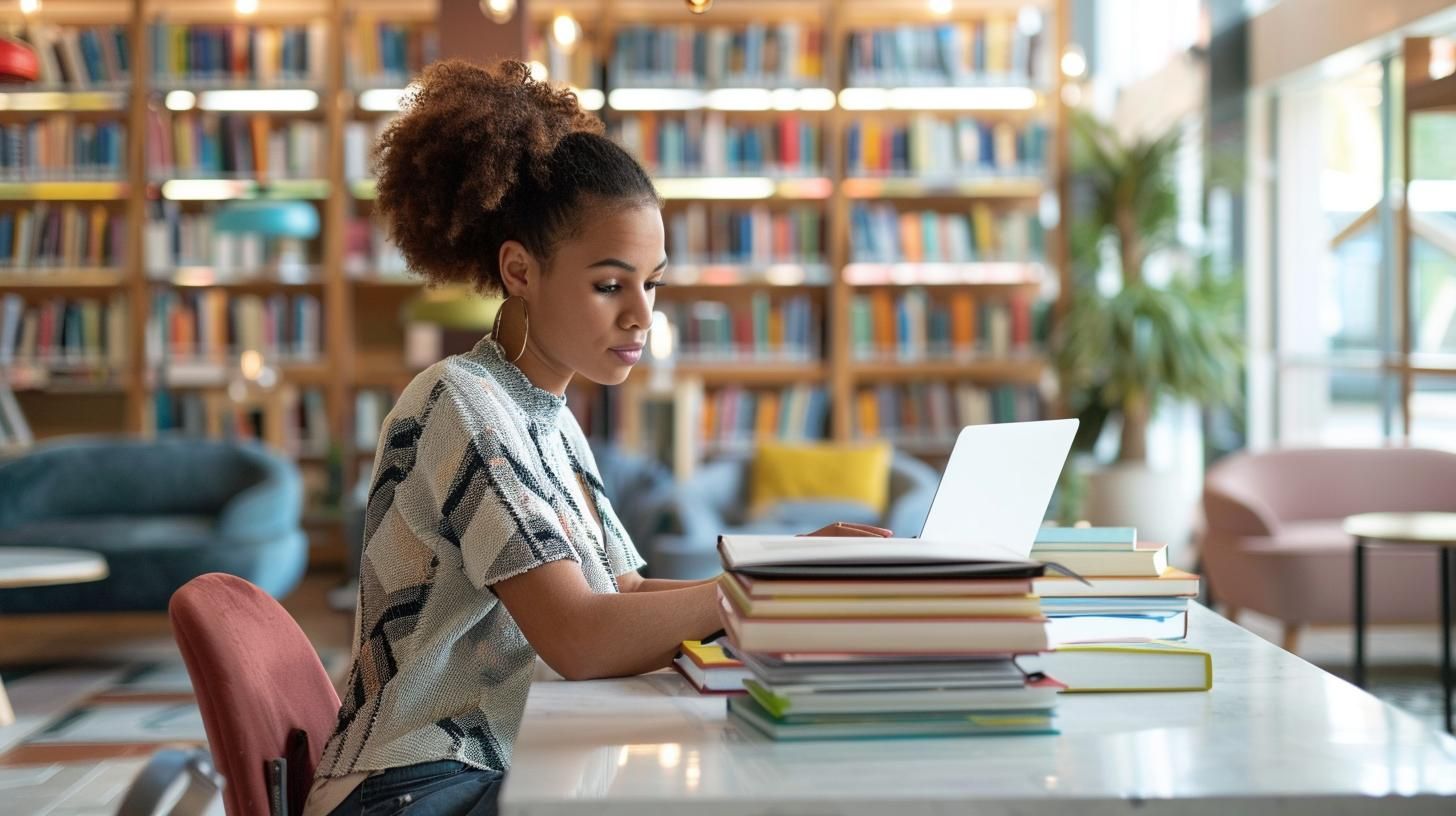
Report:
0,0,415,556
0,0,1070,509
573,0,1071,468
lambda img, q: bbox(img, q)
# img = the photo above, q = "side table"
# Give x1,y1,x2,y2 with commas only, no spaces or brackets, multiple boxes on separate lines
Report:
1344,511,1456,734
0,547,108,726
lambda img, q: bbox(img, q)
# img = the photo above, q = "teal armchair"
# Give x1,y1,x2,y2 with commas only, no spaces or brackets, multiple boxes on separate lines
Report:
0,436,307,613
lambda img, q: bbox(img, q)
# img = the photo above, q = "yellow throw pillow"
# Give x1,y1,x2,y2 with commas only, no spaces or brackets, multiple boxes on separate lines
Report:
748,441,893,518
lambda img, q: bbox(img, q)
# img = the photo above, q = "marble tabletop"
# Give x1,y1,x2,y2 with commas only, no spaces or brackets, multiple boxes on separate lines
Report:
1345,512,1456,546
0,547,107,589
501,604,1456,815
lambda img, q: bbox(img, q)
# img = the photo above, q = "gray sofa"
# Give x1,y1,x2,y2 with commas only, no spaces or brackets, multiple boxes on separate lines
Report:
646,449,941,579
0,436,308,613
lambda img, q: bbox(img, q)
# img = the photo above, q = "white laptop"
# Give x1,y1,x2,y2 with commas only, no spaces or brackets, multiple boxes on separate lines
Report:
917,418,1079,557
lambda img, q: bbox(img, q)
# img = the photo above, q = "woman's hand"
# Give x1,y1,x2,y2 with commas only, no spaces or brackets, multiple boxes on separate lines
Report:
801,522,894,537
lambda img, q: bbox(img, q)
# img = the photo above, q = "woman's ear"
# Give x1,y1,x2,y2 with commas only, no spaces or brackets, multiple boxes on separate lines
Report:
498,240,534,297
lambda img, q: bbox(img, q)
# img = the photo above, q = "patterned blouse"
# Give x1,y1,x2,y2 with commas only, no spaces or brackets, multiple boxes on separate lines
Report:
314,337,645,777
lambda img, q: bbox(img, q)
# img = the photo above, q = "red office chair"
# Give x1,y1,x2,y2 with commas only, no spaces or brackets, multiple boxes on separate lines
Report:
168,573,342,815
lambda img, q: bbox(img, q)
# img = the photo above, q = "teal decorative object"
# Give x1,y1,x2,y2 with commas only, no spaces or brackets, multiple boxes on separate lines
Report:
214,201,320,238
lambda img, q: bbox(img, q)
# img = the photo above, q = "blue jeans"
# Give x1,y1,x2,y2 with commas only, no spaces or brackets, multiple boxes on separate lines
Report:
328,760,504,816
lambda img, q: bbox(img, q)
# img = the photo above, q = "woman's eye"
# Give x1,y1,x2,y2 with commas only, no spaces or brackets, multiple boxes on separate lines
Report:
595,283,621,294
646,279,665,291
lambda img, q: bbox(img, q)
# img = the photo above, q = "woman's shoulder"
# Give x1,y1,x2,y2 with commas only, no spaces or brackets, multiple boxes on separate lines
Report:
390,356,519,431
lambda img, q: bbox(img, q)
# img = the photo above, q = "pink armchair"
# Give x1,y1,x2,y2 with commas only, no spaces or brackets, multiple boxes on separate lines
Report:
1201,447,1456,652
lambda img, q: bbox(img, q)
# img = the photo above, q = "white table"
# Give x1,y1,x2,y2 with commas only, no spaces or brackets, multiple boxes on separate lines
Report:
501,604,1456,815
0,547,108,726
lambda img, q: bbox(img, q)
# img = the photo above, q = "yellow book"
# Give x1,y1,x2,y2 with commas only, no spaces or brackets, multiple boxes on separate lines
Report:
674,638,750,694
755,392,780,440
862,120,881,172
1041,640,1212,693
970,203,996,258
855,389,878,438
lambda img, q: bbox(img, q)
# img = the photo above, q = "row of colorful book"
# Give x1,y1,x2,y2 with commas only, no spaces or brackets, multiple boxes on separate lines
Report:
844,22,1046,86
850,203,1044,264
853,383,1042,443
0,119,127,180
15,24,130,89
610,24,825,87
703,534,1060,740
846,118,1048,178
343,218,407,279
697,385,829,451
147,111,325,179
0,294,127,373
666,205,824,267
612,114,823,177
0,204,126,269
347,18,439,88
147,289,323,366
148,23,328,86
656,296,821,362
144,203,315,276
849,288,1039,360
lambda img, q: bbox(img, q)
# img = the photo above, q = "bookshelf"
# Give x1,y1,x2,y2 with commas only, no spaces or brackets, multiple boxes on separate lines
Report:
0,0,1069,514
594,0,1069,465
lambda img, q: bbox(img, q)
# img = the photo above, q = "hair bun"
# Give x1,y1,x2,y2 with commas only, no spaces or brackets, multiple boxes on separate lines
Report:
373,58,603,285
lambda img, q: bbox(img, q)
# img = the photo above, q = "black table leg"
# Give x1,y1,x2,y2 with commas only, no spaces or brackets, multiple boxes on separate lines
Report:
1354,537,1367,689
1442,547,1452,735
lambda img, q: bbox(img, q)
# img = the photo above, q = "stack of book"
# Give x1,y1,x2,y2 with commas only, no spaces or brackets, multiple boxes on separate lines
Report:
715,534,1061,740
1028,526,1211,692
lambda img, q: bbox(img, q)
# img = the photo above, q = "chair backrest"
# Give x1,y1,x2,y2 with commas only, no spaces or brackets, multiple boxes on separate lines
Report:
170,573,341,816
1204,446,1456,527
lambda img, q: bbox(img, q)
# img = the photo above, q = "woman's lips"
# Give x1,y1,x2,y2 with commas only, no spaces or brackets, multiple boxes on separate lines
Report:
610,345,643,365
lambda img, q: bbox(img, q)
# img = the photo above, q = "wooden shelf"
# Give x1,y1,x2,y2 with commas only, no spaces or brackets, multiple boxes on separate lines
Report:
844,262,1047,286
842,176,1044,199
662,263,832,287
652,176,833,200
150,267,326,288
152,179,331,200
851,355,1046,383
637,359,828,384
0,89,129,112
0,181,126,200
0,269,127,290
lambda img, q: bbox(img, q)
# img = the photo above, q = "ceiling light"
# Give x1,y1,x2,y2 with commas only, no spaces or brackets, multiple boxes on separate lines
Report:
552,15,581,51
481,0,515,24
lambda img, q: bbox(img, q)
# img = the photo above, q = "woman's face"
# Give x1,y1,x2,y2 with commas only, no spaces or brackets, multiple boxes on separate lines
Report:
508,203,667,393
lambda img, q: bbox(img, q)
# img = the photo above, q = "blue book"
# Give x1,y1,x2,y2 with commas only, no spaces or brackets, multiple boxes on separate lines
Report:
1034,526,1138,549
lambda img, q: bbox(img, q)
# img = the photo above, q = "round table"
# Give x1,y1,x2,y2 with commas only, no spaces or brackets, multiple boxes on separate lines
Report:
0,547,108,726
1344,511,1456,734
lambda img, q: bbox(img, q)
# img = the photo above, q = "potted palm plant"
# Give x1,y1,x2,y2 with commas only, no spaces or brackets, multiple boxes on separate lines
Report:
1053,112,1242,551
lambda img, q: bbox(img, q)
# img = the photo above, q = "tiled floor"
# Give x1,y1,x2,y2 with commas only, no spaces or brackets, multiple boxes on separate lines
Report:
4,574,1453,814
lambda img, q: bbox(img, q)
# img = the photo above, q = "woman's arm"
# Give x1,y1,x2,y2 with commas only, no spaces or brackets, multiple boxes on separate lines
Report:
493,560,721,680
617,572,720,592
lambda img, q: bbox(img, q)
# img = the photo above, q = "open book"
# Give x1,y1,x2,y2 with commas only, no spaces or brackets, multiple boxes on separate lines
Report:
718,534,1059,580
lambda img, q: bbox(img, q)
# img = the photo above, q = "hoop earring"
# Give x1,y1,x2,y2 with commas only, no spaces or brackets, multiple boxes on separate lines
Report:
491,295,530,364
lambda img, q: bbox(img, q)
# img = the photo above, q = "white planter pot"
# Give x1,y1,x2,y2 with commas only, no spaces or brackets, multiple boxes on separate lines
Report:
1082,462,1198,570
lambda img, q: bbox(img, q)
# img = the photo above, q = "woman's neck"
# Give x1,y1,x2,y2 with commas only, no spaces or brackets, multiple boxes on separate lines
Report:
510,339,573,396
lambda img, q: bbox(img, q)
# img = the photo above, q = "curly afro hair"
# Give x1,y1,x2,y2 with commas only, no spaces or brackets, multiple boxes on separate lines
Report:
373,59,660,293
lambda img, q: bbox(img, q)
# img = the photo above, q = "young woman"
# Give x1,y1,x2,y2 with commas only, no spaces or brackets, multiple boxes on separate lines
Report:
303,60,887,816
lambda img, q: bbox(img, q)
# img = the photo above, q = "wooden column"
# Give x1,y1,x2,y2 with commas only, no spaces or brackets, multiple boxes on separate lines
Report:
440,0,528,62
124,0,151,434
